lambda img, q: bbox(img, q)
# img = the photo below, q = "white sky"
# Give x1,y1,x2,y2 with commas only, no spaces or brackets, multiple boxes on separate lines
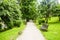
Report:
58,0,60,4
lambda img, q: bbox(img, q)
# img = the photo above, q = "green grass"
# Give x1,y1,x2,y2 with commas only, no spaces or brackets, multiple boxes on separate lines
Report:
0,23,25,40
36,17,60,40
43,23,60,40
48,17,59,23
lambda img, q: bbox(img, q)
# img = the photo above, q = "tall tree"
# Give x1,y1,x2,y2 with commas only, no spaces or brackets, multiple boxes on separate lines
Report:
20,0,37,21
0,0,22,29
38,0,57,23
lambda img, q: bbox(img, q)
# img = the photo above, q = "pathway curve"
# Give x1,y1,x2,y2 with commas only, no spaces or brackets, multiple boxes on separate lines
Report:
16,21,46,40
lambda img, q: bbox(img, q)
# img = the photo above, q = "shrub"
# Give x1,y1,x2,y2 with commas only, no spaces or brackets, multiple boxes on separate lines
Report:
38,19,45,24
14,20,21,27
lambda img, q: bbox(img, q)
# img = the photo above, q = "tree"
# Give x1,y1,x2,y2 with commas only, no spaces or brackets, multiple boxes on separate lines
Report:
20,0,37,21
0,0,22,30
38,0,57,23
52,4,60,21
37,0,58,31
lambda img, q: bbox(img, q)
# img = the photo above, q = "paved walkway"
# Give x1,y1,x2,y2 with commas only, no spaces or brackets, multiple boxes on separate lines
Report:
16,22,46,40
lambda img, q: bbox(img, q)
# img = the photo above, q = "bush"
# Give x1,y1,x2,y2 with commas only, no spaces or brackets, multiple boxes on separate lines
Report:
38,19,45,24
14,20,21,27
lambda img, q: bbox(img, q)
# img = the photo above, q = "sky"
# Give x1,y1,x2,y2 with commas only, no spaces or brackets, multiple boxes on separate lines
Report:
37,0,42,4
58,0,60,4
37,0,60,4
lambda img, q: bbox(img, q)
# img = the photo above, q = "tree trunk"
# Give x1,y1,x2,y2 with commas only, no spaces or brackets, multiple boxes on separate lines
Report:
58,15,60,21
45,17,48,23
59,17,60,21
58,17,60,21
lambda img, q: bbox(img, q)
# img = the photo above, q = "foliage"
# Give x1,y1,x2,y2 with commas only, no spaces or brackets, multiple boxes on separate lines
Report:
0,0,22,30
0,23,25,40
20,0,37,21
37,17,60,40
38,0,57,23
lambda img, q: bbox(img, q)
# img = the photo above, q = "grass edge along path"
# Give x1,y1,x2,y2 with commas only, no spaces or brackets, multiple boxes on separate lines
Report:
0,23,25,40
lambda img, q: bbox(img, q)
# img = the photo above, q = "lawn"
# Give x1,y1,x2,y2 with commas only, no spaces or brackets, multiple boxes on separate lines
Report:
43,23,60,40
36,17,60,40
0,23,25,40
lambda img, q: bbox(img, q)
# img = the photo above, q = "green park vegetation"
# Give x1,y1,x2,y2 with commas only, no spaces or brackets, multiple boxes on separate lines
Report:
35,0,60,40
36,17,60,40
0,0,60,40
0,23,25,40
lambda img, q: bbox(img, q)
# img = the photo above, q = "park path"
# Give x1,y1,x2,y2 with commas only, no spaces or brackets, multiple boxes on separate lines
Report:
16,21,46,40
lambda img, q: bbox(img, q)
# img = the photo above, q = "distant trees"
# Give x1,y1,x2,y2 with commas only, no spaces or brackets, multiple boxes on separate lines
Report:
56,5,60,21
53,4,60,21
20,0,37,21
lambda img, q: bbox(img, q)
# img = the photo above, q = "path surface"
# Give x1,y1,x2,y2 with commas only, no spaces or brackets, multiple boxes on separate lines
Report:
16,22,46,40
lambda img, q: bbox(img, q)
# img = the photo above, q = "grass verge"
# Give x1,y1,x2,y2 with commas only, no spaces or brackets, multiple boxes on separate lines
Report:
0,23,25,40
42,23,60,40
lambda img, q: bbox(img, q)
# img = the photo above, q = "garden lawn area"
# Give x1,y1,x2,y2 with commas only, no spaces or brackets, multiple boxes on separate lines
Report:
43,23,60,40
0,23,25,40
37,17,60,40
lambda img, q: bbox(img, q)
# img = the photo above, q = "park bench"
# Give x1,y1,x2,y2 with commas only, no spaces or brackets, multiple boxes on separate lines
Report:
40,23,48,31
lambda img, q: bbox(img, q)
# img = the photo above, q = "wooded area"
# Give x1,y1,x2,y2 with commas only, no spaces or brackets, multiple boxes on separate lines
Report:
0,0,60,31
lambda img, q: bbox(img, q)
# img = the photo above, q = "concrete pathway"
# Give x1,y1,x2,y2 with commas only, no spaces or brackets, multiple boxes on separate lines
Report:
16,21,46,40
